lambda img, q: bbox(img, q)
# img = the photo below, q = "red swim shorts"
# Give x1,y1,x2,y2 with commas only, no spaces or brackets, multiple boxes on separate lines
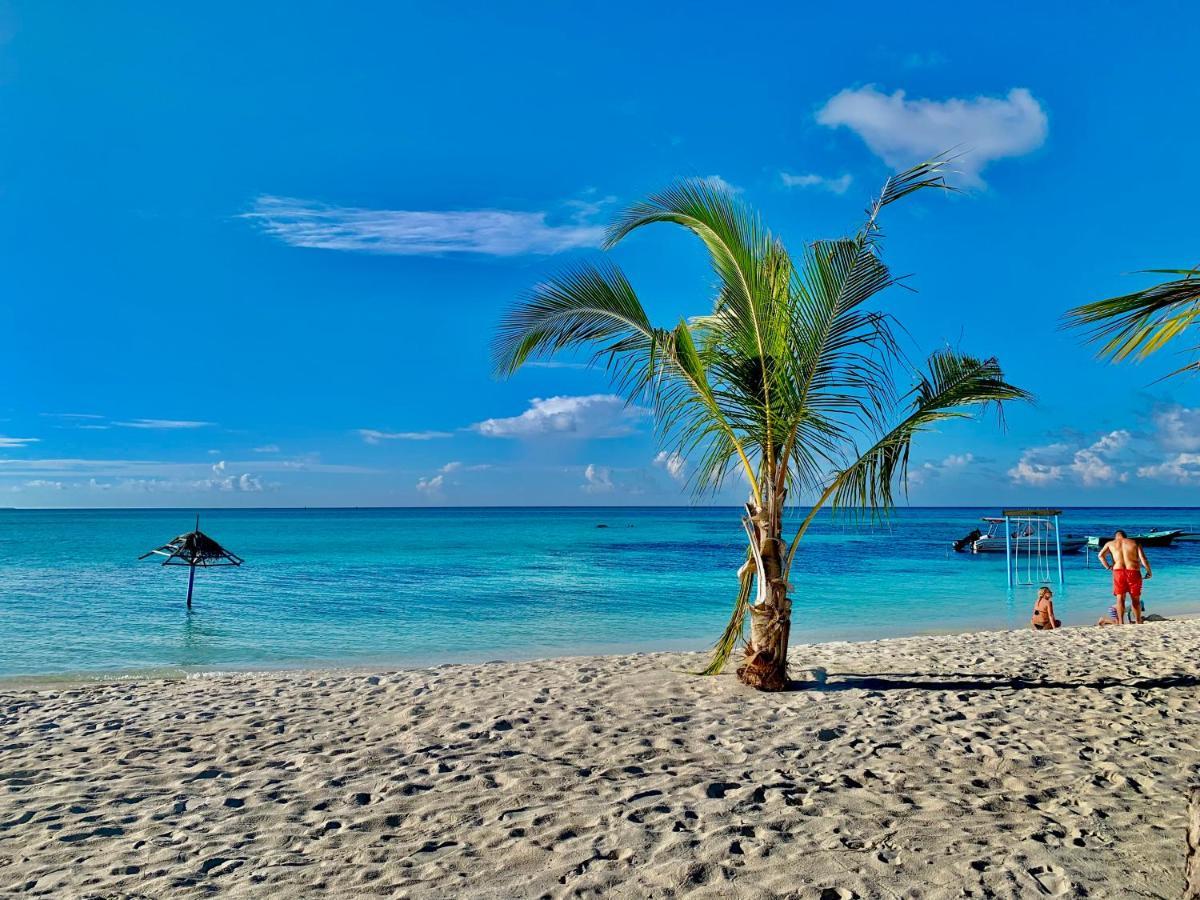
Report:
1112,568,1143,599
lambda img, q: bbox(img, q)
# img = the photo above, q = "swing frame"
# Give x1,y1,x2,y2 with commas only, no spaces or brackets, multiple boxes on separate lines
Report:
1002,508,1065,589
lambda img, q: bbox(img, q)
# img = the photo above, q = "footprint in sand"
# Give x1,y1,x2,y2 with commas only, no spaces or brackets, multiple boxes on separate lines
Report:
1028,864,1071,896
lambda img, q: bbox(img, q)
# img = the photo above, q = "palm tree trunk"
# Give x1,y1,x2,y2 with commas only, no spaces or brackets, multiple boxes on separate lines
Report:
737,497,791,691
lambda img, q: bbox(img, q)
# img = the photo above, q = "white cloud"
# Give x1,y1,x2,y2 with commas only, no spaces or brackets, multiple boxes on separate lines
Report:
911,451,975,486
473,395,648,439
23,479,64,490
1134,407,1200,482
1138,453,1200,484
1152,406,1200,452
653,450,687,483
357,429,453,444
700,175,741,194
564,192,618,223
245,196,605,257
253,444,281,453
441,460,487,475
1009,432,1132,487
40,413,110,431
0,436,39,448
582,463,613,494
525,361,590,370
212,460,227,474
817,86,1048,186
779,172,854,194
1008,444,1067,486
1069,430,1131,486
115,419,211,429
437,461,491,474
416,474,444,495
234,473,263,492
88,472,265,493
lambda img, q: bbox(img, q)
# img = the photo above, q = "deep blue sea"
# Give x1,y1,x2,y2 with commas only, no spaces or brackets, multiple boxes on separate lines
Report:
3,507,1200,679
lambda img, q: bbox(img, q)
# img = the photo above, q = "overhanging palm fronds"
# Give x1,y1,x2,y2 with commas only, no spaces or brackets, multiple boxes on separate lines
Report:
494,157,1027,690
1066,266,1200,378
789,352,1031,555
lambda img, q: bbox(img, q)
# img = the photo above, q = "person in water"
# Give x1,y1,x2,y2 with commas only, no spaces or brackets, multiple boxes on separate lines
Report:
1096,530,1152,624
1031,586,1060,631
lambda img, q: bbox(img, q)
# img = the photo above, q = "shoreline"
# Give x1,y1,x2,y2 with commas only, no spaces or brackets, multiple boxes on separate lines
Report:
5,607,1199,690
4,620,1199,897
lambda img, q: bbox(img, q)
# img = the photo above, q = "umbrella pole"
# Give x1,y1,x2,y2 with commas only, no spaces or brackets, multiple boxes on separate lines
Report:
186,562,196,609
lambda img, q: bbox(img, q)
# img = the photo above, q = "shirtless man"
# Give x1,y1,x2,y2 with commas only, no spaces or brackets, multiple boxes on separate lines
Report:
1096,530,1152,624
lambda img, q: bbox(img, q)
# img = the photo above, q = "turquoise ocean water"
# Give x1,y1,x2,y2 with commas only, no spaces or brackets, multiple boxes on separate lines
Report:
2,507,1199,679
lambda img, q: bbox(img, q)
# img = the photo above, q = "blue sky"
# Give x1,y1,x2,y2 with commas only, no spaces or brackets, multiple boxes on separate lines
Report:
2,1,1199,508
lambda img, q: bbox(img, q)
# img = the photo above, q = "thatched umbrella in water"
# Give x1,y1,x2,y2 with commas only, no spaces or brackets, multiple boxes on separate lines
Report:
139,516,243,609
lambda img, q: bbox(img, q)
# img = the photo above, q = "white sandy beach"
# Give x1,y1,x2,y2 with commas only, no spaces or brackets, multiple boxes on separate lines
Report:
3,620,1199,899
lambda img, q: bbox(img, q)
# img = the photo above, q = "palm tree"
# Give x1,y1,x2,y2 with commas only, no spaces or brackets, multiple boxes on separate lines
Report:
493,159,1030,691
1067,265,1200,378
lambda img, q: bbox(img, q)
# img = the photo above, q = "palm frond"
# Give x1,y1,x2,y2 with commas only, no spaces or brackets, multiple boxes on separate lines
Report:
1065,266,1200,374
698,547,754,675
786,351,1030,567
605,179,787,469
492,259,655,378
860,156,958,241
492,259,763,500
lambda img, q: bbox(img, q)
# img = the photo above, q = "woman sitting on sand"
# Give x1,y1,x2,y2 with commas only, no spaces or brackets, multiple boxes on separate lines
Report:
1031,586,1061,631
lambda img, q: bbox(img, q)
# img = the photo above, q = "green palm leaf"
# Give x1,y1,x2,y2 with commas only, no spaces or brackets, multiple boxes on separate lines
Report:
1066,266,1200,378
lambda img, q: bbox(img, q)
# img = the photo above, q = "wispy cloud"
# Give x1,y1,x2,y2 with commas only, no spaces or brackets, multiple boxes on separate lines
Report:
473,395,648,439
20,479,64,490
357,429,453,444
0,436,39,448
779,172,854,194
245,196,606,257
0,456,376,479
253,444,281,453
908,451,974,487
439,461,491,474
416,474,444,496
653,450,687,483
525,361,590,370
114,418,212,430
817,86,1047,186
97,473,265,494
700,175,741,194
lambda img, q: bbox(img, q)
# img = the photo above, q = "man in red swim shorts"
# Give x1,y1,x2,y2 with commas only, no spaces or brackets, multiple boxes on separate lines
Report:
1097,530,1152,624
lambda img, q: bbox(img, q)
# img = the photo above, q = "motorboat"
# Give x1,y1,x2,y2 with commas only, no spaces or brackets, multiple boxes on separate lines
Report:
952,517,1088,555
1085,529,1184,548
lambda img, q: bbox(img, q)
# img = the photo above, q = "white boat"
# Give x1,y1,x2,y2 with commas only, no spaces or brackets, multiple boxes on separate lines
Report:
954,517,1087,555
